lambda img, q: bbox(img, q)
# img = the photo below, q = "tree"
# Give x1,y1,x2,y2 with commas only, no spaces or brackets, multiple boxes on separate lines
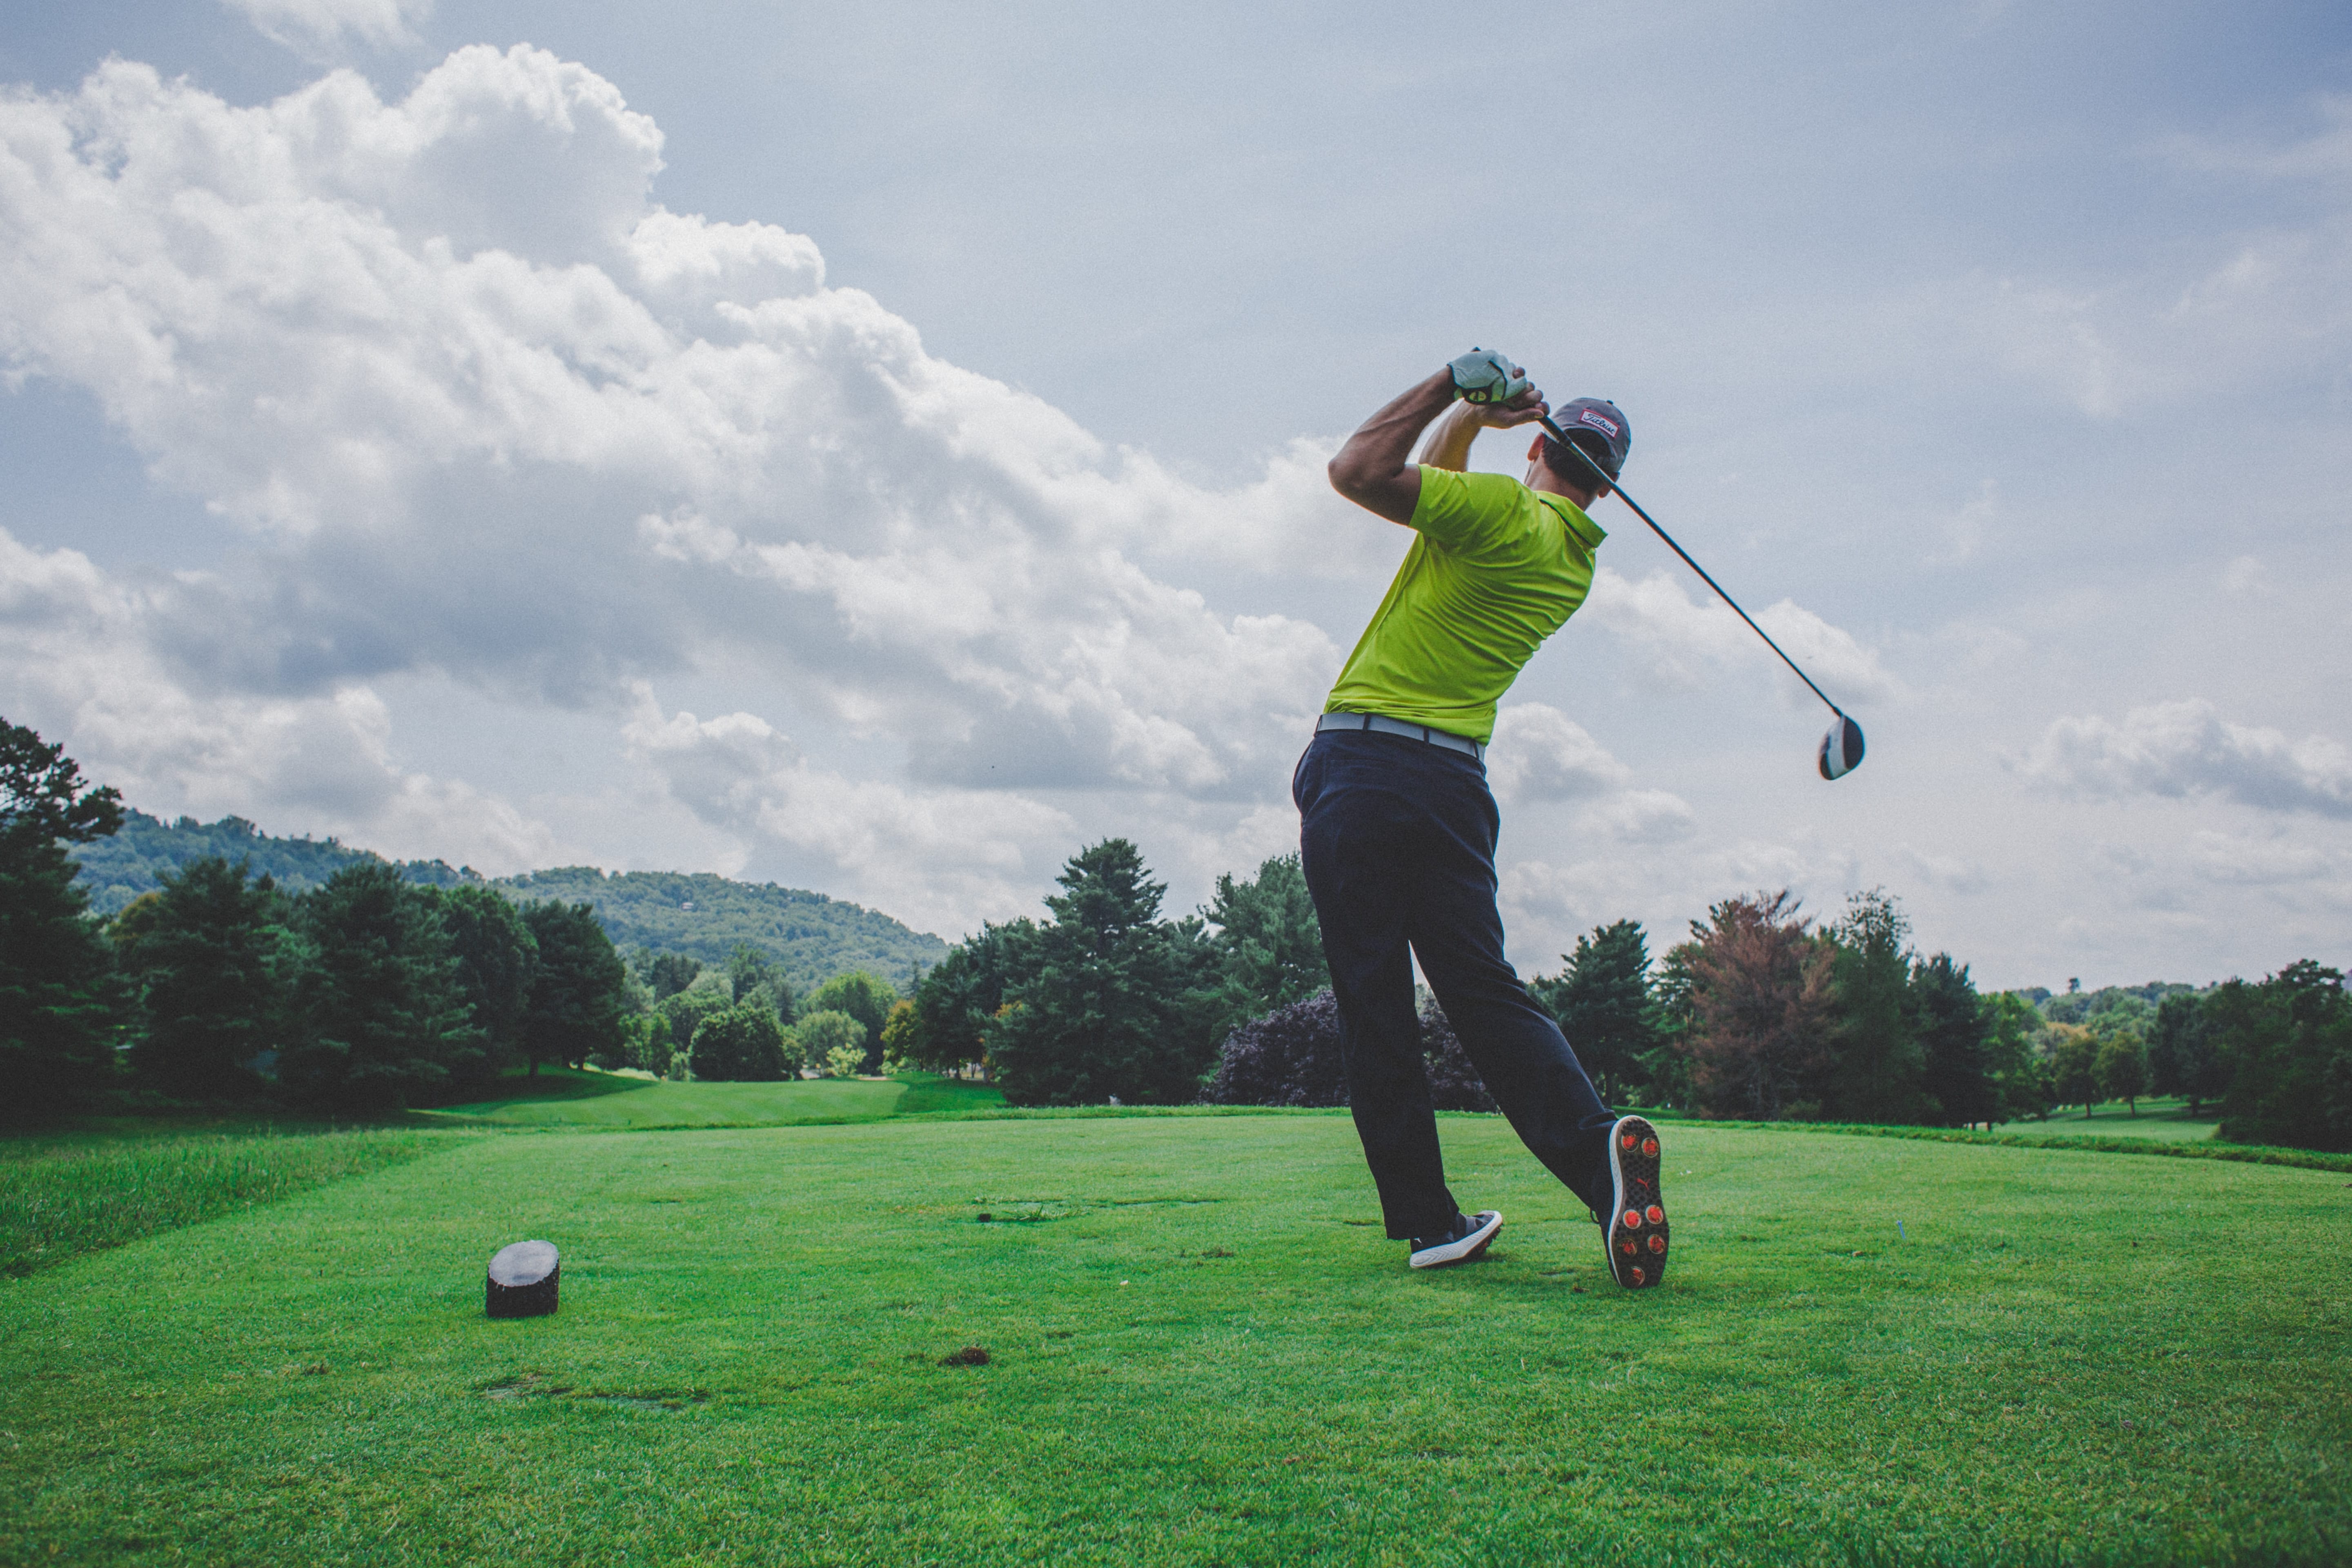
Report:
1530,920,1657,1107
794,1009,864,1078
646,951,702,1001
2095,1027,2149,1116
519,901,631,1074
1912,952,1996,1128
1982,992,2052,1124
1826,889,1928,1123
906,920,1039,1077
118,857,292,1100
2213,962,2352,1153
281,862,480,1110
879,1000,920,1072
425,884,538,1082
0,718,126,1120
1201,853,1328,1038
1675,891,1837,1121
689,1003,792,1082
806,970,896,1070
2148,992,2227,1113
2047,1025,2100,1117
989,840,1219,1107
727,942,797,1022
658,985,733,1064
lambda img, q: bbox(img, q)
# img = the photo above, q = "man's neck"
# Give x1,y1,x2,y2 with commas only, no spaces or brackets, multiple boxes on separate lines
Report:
1524,462,1601,511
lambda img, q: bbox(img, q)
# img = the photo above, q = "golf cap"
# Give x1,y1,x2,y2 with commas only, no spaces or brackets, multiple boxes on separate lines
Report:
1548,397,1632,479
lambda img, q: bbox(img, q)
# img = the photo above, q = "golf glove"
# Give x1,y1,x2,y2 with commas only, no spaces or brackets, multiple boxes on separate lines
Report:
1448,347,1530,405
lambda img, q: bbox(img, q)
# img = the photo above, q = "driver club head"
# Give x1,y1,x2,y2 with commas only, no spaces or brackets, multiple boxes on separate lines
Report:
1819,715,1866,781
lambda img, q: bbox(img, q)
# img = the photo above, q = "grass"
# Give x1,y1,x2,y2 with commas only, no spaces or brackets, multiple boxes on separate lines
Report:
2,1112,2346,1564
1993,1098,2222,1142
422,1067,1007,1128
0,1127,454,1278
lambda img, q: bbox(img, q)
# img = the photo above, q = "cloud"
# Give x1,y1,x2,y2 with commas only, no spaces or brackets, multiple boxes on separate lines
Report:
2015,699,2352,819
1579,567,1903,708
0,528,559,871
622,687,1075,932
220,0,433,56
2161,94,2352,184
1487,704,1633,804
0,42,1902,940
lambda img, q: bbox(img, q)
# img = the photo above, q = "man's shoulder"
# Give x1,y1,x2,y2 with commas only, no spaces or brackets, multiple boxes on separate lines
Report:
1410,466,1536,537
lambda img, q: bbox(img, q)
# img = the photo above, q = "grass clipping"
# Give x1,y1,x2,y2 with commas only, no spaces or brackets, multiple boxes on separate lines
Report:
0,1128,445,1277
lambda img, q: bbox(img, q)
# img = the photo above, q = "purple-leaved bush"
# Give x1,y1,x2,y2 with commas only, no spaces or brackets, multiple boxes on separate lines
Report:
1205,989,1494,1113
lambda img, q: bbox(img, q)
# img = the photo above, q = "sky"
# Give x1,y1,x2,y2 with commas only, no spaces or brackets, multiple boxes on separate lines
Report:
1,0,2348,990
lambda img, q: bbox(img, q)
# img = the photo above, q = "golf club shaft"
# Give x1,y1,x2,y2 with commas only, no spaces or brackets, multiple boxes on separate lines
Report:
1537,413,1848,721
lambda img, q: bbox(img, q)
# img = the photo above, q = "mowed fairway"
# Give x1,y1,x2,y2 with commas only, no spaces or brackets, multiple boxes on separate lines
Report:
2,1114,2346,1566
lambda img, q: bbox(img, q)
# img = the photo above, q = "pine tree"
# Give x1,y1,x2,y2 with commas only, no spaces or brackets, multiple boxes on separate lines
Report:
1202,853,1328,1037
120,857,292,1100
1912,952,1996,1128
1826,889,1929,1123
989,840,1218,1107
424,884,538,1084
282,862,481,1110
0,719,125,1120
1530,920,1658,1107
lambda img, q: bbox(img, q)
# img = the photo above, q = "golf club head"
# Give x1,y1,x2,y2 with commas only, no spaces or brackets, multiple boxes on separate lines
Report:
1819,715,1865,781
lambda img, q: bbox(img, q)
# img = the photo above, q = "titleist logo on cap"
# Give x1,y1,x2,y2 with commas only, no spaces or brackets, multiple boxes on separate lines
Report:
1579,409,1621,437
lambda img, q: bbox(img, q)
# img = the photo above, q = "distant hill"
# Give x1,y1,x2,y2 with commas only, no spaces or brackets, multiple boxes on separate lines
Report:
69,811,947,992
497,866,944,990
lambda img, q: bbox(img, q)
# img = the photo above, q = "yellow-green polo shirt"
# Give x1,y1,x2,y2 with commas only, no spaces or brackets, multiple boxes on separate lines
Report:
1323,466,1607,746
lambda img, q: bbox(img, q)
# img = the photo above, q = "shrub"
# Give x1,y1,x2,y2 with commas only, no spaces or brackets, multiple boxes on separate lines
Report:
1205,990,1348,1107
1203,987,1493,1112
688,1004,791,1082
794,1010,864,1078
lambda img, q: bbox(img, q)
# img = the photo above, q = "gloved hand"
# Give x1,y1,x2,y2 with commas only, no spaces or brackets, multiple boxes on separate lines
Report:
1448,347,1530,406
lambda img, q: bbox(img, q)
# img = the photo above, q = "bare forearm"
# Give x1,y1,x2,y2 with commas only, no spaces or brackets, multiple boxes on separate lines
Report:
1327,369,1457,524
1415,400,1488,473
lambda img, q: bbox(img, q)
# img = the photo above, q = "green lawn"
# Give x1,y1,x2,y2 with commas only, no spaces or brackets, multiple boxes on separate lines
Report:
2,1111,2345,1565
1993,1099,2224,1143
422,1068,1008,1128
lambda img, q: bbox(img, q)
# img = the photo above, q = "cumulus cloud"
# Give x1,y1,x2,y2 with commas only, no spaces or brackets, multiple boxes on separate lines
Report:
2016,699,2352,819
1579,566,1902,707
1487,704,1633,804
621,688,1075,931
0,44,1889,935
0,528,559,870
222,0,432,56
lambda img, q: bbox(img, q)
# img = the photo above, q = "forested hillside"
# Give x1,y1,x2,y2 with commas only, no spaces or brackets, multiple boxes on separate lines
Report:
500,867,944,989
71,812,473,913
69,811,945,992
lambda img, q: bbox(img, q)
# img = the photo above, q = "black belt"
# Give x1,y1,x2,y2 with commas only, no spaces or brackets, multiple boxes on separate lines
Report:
1315,711,1485,761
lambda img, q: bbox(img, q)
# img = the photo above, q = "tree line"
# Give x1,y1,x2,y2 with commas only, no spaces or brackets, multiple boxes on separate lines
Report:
10,716,2347,1152
2,720,906,1119
68,809,946,988
886,835,2351,1154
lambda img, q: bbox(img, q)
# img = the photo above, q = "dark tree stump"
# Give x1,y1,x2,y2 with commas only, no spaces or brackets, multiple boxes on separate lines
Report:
486,1239,560,1318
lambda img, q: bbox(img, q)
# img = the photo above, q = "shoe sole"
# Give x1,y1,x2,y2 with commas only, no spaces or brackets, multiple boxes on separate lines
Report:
1409,1209,1503,1269
1605,1117,1668,1289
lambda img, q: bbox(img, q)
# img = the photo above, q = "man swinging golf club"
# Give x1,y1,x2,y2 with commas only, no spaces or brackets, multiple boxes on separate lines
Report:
1298,348,1668,1288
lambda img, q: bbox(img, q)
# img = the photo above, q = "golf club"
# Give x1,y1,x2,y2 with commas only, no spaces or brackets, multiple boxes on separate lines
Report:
1536,412,1866,780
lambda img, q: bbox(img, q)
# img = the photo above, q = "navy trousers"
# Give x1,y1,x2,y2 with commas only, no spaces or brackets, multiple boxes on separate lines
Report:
1294,728,1618,1239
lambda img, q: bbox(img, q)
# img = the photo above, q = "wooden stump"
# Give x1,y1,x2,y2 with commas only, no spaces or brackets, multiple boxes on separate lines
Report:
486,1239,559,1318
